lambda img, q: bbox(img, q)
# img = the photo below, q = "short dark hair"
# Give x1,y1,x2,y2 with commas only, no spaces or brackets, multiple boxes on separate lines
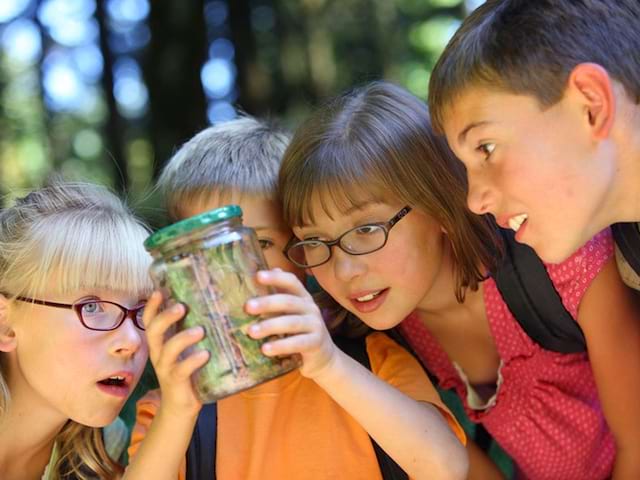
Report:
429,0,640,133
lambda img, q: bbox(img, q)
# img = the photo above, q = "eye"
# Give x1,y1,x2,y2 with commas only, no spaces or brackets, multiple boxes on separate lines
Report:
302,239,324,250
477,142,496,160
81,301,103,315
354,225,379,235
258,238,274,250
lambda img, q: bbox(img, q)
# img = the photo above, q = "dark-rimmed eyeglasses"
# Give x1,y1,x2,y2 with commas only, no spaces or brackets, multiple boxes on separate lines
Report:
284,206,412,268
12,296,146,331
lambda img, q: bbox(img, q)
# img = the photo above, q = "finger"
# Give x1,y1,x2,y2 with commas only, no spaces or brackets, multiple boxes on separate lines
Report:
255,269,310,298
142,291,170,362
145,303,187,362
248,314,316,339
141,291,163,329
167,349,211,381
260,333,322,357
153,326,205,371
245,293,313,317
146,307,187,365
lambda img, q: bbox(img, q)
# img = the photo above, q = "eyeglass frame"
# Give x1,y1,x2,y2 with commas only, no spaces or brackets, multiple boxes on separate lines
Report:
10,296,147,331
284,205,412,268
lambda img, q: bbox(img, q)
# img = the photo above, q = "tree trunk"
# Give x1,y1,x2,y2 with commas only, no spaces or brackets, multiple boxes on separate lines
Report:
96,0,128,193
143,0,209,178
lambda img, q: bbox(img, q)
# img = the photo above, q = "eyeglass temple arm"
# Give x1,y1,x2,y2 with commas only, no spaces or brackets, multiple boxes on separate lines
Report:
388,206,412,228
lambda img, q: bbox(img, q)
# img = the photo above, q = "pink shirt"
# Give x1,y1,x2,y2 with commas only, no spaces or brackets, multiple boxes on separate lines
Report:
400,230,615,480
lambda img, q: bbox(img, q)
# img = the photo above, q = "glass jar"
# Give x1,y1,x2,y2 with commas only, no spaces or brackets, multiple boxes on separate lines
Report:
144,205,301,403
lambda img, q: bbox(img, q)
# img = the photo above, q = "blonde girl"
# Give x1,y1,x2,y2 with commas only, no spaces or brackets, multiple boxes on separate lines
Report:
0,181,152,479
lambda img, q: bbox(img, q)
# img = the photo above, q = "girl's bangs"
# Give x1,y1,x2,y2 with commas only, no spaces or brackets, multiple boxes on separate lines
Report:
283,143,392,227
25,213,153,299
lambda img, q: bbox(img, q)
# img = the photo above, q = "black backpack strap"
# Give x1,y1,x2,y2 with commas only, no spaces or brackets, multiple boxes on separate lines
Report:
612,222,640,275
492,228,586,353
186,402,217,480
333,335,409,480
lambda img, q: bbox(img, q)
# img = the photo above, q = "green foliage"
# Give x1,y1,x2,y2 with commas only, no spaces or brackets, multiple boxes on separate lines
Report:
0,0,467,210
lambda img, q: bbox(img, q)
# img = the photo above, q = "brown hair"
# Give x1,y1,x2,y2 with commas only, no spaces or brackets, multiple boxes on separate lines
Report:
429,0,640,134
279,81,497,302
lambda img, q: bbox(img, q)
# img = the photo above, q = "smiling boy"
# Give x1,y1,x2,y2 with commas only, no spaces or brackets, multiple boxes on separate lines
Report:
428,0,640,290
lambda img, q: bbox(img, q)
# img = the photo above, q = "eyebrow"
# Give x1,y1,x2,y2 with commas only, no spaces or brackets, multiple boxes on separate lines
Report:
298,200,384,229
457,121,491,146
343,200,383,216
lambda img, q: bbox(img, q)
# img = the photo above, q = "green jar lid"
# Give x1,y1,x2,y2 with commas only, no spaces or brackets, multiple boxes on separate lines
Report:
144,204,243,250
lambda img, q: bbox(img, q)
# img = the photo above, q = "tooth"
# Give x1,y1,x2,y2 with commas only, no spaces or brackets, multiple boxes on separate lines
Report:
356,291,381,302
508,214,528,232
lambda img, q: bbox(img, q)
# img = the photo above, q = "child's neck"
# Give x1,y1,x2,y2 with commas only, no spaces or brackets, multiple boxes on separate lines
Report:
0,391,67,479
416,279,486,333
611,103,640,222
627,131,640,222
0,425,57,480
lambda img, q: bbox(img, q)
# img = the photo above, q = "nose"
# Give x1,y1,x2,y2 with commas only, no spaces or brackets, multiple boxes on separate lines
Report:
466,170,495,215
110,317,145,358
332,248,367,283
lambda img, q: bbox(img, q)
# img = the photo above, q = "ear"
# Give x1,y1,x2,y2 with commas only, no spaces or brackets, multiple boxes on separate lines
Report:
567,63,616,140
0,294,17,353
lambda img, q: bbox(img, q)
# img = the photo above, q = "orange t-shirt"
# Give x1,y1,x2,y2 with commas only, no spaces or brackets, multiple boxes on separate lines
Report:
128,332,464,479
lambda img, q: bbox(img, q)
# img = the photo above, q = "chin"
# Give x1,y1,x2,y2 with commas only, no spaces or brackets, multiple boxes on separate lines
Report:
360,314,404,331
76,412,120,428
72,403,122,428
531,238,578,265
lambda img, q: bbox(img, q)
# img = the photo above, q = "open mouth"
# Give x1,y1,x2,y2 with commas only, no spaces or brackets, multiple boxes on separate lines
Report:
508,214,528,232
96,373,133,398
349,288,390,314
98,376,127,387
354,289,387,303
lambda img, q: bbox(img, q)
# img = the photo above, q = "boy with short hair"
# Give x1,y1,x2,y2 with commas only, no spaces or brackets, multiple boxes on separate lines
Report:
428,0,640,290
128,116,468,479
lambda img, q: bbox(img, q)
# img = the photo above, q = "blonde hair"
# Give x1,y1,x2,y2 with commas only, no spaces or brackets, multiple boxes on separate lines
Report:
158,115,290,220
0,180,152,479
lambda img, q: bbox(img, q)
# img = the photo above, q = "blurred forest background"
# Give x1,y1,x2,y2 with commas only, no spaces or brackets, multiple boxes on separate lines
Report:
0,0,481,222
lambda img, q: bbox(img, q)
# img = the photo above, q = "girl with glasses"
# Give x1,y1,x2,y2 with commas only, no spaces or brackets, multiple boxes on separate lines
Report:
0,181,208,480
276,81,640,480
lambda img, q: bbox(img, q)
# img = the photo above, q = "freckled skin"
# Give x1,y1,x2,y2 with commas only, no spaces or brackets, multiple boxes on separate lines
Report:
443,87,617,263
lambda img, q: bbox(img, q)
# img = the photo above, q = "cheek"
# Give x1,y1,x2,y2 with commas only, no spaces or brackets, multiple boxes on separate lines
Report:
17,329,94,397
136,339,150,361
385,250,428,290
308,264,338,296
15,320,63,362
387,230,445,282
505,129,575,188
